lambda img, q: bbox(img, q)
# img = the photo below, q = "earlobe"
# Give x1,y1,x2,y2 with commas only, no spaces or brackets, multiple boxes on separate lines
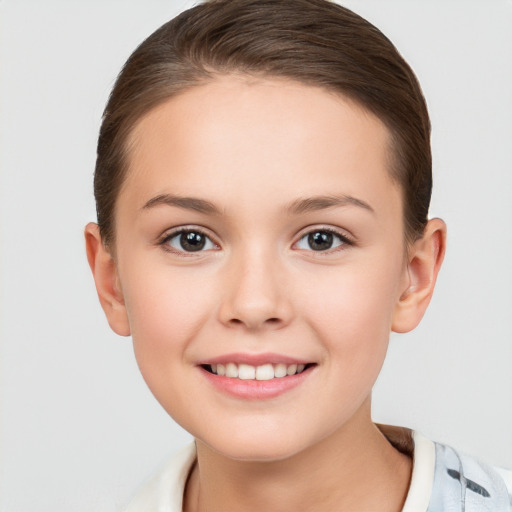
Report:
85,223,131,336
392,218,447,333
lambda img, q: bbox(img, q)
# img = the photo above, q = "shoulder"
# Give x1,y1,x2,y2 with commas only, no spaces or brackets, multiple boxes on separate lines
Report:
122,443,196,512
415,432,512,512
430,439,512,511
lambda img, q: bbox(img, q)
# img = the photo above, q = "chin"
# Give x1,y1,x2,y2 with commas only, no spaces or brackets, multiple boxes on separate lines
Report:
213,441,301,462
196,425,322,463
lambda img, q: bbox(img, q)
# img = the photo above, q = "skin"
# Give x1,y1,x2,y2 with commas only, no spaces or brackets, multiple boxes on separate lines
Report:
86,76,446,511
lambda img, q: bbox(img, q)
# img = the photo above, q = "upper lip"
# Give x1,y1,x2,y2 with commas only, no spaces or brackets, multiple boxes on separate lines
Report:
198,352,312,367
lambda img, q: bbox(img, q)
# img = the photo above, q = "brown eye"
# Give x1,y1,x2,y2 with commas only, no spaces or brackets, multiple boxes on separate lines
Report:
296,229,349,252
308,231,334,251
180,231,206,251
164,229,216,253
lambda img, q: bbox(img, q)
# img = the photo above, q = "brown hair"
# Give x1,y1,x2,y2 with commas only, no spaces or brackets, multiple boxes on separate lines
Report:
95,0,431,247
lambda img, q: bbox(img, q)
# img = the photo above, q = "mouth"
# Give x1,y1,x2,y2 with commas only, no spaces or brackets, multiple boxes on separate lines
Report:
201,362,315,380
198,353,317,399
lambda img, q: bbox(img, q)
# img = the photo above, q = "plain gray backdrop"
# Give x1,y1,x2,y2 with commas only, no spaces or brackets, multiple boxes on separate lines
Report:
1,1,511,511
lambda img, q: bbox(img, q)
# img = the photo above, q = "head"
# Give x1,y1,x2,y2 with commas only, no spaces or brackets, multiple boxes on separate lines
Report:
95,0,432,249
86,0,445,461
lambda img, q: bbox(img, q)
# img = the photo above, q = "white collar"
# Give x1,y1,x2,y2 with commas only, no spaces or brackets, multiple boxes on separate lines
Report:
124,430,436,512
401,431,436,512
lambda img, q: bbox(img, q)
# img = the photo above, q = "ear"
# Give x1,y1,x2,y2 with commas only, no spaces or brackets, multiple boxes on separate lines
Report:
392,218,447,333
85,223,131,336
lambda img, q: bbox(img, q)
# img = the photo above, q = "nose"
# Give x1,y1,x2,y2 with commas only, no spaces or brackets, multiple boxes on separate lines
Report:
217,246,294,331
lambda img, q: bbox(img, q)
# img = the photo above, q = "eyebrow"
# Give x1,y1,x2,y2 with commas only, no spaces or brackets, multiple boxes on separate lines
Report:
285,195,374,215
142,194,221,214
141,193,374,215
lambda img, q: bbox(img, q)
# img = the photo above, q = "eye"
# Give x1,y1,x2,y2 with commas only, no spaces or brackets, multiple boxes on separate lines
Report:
295,229,351,252
161,229,217,253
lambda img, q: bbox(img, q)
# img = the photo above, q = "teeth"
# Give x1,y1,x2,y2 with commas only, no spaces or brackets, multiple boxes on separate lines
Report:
274,363,287,378
207,362,309,380
238,364,256,380
226,363,238,378
286,364,297,376
255,364,274,381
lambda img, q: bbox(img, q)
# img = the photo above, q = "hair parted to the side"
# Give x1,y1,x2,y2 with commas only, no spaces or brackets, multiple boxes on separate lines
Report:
94,0,432,248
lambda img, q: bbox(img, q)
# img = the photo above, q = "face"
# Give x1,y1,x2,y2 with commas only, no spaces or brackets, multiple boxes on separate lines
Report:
111,77,411,461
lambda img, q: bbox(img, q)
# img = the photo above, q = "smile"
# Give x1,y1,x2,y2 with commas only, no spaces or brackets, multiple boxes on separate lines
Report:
205,363,310,380
199,357,316,399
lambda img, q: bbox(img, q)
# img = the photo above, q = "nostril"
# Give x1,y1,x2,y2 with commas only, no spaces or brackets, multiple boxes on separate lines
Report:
227,317,282,329
229,317,279,324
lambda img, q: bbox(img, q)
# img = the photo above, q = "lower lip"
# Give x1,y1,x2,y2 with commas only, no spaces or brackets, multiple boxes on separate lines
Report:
200,366,314,400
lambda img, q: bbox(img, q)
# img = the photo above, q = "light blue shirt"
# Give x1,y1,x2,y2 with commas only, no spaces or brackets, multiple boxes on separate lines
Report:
123,431,512,511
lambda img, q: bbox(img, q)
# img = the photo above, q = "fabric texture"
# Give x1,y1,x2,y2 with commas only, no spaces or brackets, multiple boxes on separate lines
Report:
123,430,512,512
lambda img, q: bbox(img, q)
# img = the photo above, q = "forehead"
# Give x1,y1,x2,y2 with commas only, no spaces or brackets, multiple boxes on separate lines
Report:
121,76,400,221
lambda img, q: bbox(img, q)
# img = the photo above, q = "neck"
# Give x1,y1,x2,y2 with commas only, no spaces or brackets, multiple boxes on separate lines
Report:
184,401,412,512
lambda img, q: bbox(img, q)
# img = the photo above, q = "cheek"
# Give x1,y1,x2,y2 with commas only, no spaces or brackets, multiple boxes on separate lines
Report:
120,263,215,372
308,281,395,413
303,255,404,371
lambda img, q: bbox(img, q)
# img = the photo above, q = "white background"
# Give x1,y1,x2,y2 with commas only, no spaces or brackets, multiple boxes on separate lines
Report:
0,1,511,511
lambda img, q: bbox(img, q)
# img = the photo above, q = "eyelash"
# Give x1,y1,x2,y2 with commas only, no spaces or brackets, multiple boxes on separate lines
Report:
158,227,219,257
158,226,354,257
295,227,354,255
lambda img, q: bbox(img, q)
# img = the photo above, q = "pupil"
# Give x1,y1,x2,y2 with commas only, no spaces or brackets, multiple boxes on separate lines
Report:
308,231,333,251
180,231,205,251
